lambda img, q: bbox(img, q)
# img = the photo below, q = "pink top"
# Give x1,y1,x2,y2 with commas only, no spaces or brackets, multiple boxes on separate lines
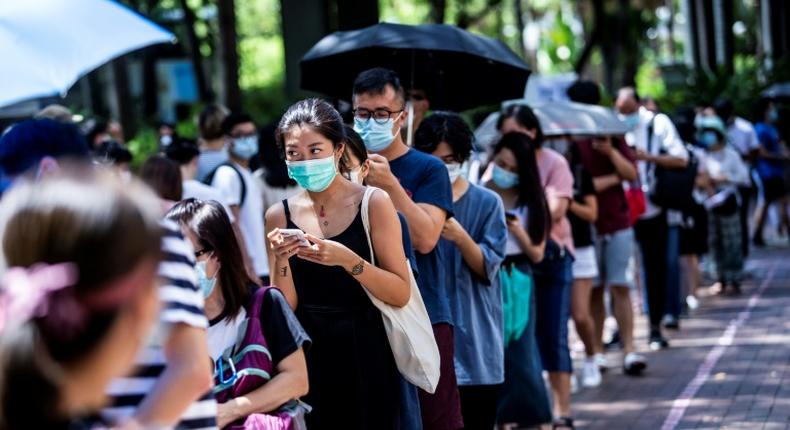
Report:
536,148,575,254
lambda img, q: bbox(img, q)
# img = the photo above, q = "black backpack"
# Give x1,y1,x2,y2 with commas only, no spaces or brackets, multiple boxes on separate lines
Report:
203,162,247,206
646,117,698,211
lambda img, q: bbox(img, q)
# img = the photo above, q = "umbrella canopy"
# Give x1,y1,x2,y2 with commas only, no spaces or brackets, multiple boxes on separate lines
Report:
0,0,174,108
300,22,530,111
474,100,629,149
762,82,790,100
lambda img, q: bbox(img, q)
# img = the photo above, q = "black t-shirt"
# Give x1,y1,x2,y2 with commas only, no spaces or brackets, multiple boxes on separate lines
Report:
568,164,595,248
209,287,311,365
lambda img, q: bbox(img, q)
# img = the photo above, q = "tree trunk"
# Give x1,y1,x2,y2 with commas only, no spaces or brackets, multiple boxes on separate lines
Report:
217,0,242,111
112,57,135,139
335,0,379,30
512,0,526,58
574,0,604,74
281,0,330,99
178,0,212,102
429,0,446,24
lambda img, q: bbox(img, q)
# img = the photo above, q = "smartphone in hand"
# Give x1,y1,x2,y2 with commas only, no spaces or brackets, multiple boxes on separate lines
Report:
279,228,311,247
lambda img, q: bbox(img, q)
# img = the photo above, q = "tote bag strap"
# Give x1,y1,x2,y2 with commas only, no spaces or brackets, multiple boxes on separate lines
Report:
360,186,379,266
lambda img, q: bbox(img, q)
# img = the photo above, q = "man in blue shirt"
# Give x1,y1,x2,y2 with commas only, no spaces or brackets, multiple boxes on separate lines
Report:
352,68,462,430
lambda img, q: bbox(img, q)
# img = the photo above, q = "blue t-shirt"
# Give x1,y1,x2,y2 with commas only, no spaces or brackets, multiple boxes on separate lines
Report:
440,184,507,385
755,122,784,180
389,148,454,325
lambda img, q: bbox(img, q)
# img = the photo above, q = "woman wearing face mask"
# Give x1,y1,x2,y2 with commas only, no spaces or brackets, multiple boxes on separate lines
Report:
265,99,411,429
414,112,508,430
486,132,554,429
497,105,576,428
166,199,311,429
695,116,750,295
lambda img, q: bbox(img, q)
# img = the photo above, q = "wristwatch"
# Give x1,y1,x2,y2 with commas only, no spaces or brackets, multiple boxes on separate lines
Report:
349,260,365,276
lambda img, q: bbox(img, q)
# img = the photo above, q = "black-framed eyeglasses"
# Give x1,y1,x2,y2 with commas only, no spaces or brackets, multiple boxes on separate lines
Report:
195,248,212,258
352,108,404,125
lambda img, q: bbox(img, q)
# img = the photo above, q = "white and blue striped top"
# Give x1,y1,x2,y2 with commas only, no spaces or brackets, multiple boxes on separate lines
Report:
103,220,217,429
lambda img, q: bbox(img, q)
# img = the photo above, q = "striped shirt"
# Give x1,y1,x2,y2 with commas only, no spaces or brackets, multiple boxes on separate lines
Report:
103,220,218,429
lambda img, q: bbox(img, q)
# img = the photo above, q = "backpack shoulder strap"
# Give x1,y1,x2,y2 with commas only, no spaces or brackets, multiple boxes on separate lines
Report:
248,285,270,320
206,162,247,206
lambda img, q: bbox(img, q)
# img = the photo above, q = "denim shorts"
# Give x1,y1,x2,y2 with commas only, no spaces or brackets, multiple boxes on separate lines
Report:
531,240,573,373
594,227,635,288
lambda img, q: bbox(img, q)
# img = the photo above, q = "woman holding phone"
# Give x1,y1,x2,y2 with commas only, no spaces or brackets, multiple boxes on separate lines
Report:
264,98,411,429
486,132,555,429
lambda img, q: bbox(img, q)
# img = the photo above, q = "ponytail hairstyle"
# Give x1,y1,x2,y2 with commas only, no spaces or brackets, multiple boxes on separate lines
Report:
0,166,163,429
492,132,550,243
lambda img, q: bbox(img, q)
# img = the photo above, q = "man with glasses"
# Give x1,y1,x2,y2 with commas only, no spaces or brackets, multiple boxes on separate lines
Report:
208,112,268,284
352,68,462,430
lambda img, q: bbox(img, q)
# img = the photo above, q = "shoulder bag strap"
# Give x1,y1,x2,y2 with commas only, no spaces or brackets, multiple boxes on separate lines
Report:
360,186,378,266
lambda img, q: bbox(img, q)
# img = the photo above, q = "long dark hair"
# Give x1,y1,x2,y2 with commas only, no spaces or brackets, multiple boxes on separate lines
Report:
275,98,346,157
0,167,163,429
493,132,550,243
166,199,253,321
414,112,474,163
497,104,545,148
140,155,183,201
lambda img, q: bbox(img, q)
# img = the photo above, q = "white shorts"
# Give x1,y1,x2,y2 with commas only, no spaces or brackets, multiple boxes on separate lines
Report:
572,245,599,280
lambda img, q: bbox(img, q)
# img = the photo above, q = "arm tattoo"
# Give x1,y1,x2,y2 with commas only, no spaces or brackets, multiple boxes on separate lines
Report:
279,266,288,277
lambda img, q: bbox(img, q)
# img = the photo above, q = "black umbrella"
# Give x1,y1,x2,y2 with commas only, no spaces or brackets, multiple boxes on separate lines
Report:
300,22,531,111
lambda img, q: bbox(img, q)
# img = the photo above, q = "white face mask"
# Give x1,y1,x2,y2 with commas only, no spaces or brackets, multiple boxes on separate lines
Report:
348,167,363,185
446,162,462,184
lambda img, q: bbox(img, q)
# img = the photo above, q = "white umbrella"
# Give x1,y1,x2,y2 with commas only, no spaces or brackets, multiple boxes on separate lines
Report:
474,99,630,149
0,0,174,108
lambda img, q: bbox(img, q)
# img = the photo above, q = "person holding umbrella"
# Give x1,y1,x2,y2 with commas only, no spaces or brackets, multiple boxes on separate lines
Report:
352,68,463,430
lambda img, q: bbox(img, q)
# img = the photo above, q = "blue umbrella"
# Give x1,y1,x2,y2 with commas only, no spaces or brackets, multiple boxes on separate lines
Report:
300,22,530,111
0,0,174,108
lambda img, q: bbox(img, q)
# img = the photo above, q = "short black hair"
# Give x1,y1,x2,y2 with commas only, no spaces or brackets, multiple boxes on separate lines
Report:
567,80,601,105
221,112,255,136
352,68,406,106
414,112,473,163
713,97,734,121
165,138,200,165
95,140,132,165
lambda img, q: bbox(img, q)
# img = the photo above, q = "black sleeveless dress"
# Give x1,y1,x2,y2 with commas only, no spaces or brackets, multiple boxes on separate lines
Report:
283,200,400,429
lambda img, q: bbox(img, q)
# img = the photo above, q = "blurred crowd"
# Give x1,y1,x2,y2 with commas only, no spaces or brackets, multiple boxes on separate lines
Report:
0,67,785,430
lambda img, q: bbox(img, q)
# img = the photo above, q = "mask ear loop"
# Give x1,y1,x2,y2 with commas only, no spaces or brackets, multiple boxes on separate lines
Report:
406,103,415,147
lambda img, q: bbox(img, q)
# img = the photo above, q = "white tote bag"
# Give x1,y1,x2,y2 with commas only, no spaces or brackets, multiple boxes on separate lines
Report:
359,186,440,393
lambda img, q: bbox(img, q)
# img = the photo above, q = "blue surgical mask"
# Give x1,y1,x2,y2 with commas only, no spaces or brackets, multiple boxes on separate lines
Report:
286,155,337,192
195,260,217,298
492,164,519,189
698,131,719,148
353,113,402,152
231,136,259,160
619,113,641,130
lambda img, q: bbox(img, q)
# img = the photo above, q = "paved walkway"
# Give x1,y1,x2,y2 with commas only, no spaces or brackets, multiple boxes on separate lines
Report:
572,248,790,429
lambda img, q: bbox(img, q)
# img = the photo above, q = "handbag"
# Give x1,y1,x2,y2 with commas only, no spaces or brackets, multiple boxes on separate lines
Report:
646,119,698,211
500,263,533,345
624,181,647,226
213,286,310,430
359,186,441,394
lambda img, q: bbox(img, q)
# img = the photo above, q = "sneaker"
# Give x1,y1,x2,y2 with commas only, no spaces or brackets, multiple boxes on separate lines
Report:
649,333,670,350
581,358,602,388
662,314,680,330
594,353,609,372
623,352,647,376
686,295,699,310
604,329,621,350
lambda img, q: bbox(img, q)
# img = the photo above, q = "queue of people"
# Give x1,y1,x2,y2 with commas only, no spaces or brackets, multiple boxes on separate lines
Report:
0,67,785,430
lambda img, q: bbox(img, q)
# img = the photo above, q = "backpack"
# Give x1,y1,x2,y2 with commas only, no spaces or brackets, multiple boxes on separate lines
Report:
646,117,698,211
203,162,247,206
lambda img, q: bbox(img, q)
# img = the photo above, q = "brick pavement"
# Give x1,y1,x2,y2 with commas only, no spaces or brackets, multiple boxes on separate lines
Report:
570,248,790,430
